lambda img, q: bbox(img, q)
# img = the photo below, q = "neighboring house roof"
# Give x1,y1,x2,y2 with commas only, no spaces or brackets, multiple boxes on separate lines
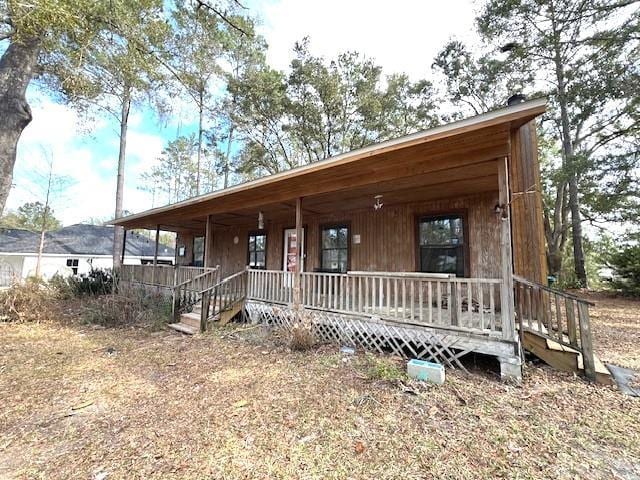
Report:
0,224,175,257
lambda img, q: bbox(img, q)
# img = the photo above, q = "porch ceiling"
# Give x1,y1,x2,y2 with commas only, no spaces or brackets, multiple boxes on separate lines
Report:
112,98,546,232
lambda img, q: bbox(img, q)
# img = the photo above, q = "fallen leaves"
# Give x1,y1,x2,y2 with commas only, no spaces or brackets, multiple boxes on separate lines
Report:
0,298,638,479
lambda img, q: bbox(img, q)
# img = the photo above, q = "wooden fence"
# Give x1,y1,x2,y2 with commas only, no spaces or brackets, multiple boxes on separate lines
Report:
248,269,509,337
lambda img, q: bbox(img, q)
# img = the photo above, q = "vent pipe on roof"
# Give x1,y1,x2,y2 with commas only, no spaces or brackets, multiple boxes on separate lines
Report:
507,93,526,106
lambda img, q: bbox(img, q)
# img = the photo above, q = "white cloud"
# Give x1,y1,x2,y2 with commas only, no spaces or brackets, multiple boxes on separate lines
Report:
255,0,479,79
7,97,163,226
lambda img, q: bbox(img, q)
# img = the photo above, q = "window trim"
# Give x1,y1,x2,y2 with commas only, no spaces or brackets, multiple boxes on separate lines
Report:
247,230,268,270
319,222,351,273
414,211,470,277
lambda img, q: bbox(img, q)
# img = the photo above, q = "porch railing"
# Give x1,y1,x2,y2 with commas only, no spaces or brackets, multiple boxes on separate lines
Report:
248,269,510,337
199,269,248,331
119,264,218,289
513,275,596,379
172,267,220,318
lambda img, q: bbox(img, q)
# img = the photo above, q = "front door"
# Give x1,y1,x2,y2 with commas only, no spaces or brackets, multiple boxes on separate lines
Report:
283,228,305,273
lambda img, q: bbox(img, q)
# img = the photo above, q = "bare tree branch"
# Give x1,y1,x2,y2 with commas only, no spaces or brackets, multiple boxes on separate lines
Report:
194,0,249,36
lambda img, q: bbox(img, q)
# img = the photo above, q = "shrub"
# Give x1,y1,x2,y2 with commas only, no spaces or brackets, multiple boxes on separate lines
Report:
289,310,316,351
0,279,56,323
82,287,172,329
609,243,640,297
50,268,114,299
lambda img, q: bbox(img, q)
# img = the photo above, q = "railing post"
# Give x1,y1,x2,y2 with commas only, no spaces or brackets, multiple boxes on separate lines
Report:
200,290,209,333
577,302,596,381
293,197,303,309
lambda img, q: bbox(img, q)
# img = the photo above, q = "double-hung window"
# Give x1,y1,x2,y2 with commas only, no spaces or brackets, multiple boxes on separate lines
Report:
418,215,465,277
320,225,349,273
248,232,267,269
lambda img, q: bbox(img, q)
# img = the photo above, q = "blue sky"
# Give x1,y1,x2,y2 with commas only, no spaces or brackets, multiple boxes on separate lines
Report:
6,0,478,226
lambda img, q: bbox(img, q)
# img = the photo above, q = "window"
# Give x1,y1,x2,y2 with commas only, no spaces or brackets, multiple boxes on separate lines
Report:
320,225,349,273
248,232,267,269
66,258,79,275
193,236,204,267
418,215,465,277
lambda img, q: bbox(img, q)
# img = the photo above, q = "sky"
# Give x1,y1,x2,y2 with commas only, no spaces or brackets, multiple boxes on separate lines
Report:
6,0,480,226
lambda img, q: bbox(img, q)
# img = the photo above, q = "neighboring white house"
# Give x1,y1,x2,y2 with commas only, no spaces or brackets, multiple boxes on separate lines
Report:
0,224,174,286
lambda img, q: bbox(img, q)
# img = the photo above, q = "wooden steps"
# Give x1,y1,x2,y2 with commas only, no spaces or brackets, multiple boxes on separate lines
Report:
168,322,198,335
169,300,245,335
523,331,613,385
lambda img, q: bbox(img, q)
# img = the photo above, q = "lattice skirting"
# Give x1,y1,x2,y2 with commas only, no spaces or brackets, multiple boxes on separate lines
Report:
246,301,474,371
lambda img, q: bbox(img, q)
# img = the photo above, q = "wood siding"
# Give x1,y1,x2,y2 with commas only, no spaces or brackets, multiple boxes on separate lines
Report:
509,122,548,284
199,192,501,279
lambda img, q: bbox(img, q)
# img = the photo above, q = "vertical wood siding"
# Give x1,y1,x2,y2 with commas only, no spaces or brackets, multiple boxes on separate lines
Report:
205,192,502,278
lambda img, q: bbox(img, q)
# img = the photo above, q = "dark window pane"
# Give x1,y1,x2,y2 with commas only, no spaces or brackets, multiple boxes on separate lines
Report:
256,251,265,267
193,236,205,265
419,216,463,246
418,215,465,276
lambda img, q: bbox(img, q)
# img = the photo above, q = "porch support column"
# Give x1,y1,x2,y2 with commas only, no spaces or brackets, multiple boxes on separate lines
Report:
204,214,214,268
498,157,516,343
293,197,303,308
152,225,160,285
121,229,127,265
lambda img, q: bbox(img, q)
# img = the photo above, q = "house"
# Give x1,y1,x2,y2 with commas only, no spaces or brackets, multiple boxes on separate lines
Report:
113,97,605,383
0,224,175,285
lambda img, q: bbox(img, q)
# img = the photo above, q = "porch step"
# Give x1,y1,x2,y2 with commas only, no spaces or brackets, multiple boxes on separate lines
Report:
180,311,201,329
523,331,613,385
168,322,198,335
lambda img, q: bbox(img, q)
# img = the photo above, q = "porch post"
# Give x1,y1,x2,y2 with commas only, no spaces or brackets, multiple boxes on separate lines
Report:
152,224,160,285
498,157,516,342
121,229,127,265
293,197,303,307
204,214,214,268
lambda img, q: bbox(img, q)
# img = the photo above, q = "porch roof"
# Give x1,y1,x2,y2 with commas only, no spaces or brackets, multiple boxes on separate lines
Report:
111,98,546,233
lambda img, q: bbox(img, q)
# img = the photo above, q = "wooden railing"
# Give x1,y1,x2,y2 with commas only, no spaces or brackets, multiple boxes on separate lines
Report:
119,264,218,289
248,269,510,337
513,275,596,379
199,269,248,331
172,268,220,319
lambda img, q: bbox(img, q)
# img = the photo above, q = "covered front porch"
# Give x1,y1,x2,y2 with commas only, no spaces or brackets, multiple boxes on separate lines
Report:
113,99,553,380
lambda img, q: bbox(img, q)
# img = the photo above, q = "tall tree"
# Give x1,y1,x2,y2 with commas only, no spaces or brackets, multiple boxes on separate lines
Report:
476,0,640,286
49,1,172,268
0,201,61,231
169,1,227,194
230,39,439,178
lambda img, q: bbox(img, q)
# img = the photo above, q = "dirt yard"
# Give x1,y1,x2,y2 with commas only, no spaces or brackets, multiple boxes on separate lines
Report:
0,295,639,479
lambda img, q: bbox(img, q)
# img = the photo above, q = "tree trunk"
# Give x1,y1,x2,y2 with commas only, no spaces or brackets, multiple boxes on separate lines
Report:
224,123,234,189
112,85,131,269
36,163,53,278
550,8,588,287
0,39,40,215
196,87,204,195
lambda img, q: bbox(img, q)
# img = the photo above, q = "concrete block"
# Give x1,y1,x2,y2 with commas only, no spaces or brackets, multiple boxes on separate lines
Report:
407,359,445,384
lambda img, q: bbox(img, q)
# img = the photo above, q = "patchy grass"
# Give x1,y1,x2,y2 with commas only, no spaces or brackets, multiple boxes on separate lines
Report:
0,298,639,479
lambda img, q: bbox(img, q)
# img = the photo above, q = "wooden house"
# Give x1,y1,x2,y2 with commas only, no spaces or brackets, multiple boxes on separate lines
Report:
114,98,603,382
